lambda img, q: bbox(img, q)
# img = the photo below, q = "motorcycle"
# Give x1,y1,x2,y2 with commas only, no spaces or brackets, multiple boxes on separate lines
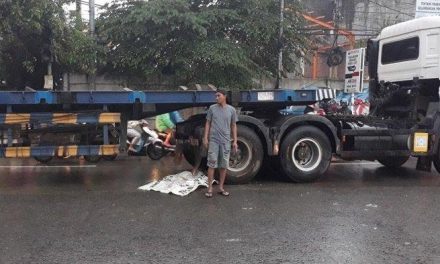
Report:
127,125,175,160
319,99,352,116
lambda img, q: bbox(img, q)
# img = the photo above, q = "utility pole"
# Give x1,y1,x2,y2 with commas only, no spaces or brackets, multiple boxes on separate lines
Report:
75,0,82,29
89,0,95,38
276,0,284,89
89,0,96,90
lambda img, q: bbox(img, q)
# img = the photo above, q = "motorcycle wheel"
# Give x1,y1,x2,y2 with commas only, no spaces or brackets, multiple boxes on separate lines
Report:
147,142,166,160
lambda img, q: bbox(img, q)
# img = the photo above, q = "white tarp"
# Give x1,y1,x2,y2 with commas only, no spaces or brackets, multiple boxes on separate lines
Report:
138,171,213,196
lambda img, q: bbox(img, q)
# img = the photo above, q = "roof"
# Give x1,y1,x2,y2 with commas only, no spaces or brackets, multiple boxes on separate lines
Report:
379,16,440,40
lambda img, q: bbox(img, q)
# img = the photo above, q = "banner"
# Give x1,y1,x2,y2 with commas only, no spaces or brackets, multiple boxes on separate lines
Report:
416,0,440,18
344,48,365,94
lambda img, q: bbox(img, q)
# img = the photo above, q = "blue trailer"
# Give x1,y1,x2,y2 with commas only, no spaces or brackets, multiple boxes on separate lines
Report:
0,89,323,182
1,80,437,185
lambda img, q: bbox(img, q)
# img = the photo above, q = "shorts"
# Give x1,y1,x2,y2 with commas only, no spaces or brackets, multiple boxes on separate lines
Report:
207,141,230,169
157,124,173,133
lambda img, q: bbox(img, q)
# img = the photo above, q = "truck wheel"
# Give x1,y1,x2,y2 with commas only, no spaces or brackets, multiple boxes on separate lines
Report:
280,126,331,183
378,156,409,168
226,126,263,184
103,154,118,161
33,139,53,164
183,145,207,171
33,156,53,164
434,152,440,173
83,155,101,163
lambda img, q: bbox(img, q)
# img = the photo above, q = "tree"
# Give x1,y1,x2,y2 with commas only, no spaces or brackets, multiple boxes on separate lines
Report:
0,0,98,90
97,0,308,89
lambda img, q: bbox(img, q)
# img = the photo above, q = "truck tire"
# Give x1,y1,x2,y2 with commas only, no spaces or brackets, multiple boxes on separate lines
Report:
83,155,101,163
34,156,53,164
434,152,440,174
226,125,263,184
103,154,118,161
183,145,207,171
33,139,53,164
378,156,409,169
280,126,331,183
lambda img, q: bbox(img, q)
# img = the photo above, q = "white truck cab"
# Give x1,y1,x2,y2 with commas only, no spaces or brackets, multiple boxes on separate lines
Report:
377,16,440,83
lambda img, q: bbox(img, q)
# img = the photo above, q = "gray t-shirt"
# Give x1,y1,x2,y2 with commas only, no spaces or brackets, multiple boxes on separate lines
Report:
206,104,238,144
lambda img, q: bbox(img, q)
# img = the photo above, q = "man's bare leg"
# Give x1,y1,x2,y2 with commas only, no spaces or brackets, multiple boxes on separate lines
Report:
206,167,215,195
163,128,173,147
128,137,140,152
219,168,227,192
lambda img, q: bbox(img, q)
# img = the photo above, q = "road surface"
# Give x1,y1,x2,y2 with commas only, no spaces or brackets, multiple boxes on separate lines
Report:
0,157,439,263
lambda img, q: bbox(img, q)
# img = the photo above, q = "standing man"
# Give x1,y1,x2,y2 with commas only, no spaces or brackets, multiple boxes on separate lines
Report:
203,89,238,198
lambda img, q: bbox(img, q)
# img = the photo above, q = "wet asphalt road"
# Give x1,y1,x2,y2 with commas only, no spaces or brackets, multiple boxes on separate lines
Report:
1,157,440,264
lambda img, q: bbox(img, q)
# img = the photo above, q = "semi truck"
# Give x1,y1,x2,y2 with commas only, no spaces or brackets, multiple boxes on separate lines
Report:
177,16,440,183
1,17,440,184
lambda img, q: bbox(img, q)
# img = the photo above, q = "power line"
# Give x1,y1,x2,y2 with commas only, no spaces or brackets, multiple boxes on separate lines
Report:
353,10,414,14
304,33,378,37
367,0,413,17
299,28,379,33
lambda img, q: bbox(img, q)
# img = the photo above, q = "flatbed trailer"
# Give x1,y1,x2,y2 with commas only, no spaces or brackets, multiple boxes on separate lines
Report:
0,86,437,184
0,89,317,166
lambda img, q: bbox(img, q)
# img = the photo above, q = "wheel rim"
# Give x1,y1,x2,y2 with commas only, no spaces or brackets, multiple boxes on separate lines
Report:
229,139,252,173
291,138,322,172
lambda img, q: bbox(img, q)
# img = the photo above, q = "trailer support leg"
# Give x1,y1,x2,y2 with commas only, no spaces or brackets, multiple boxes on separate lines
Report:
119,111,128,154
103,125,109,145
103,105,109,145
7,105,12,147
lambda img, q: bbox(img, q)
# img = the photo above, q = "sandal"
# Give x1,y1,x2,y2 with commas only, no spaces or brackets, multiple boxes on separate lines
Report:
205,192,213,198
218,191,230,196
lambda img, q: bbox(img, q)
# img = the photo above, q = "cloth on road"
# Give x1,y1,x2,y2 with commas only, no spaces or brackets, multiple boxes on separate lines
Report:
138,171,215,196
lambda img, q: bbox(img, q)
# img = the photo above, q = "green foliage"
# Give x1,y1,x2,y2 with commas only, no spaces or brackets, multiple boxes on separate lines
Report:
0,0,97,89
98,0,308,89
0,0,308,90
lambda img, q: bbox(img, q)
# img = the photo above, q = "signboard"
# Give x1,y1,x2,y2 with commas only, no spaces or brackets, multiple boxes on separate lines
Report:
344,48,365,94
44,75,53,90
257,92,274,101
416,0,440,18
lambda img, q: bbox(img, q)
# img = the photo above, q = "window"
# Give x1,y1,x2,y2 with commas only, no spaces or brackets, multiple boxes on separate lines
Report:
381,37,419,64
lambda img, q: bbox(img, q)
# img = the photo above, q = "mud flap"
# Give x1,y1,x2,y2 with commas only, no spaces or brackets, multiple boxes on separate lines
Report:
416,156,432,172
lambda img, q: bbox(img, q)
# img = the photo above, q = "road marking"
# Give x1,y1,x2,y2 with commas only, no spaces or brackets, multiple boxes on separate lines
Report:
0,165,97,168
